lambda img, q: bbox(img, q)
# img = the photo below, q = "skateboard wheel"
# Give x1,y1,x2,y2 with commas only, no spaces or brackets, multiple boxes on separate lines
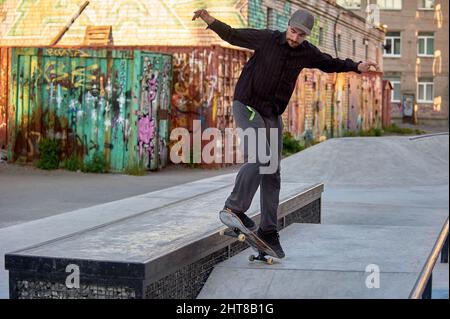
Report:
267,258,274,265
238,234,246,242
219,230,225,236
249,255,255,262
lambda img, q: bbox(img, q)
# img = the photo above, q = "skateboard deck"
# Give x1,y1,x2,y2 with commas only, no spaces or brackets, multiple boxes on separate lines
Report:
219,210,280,264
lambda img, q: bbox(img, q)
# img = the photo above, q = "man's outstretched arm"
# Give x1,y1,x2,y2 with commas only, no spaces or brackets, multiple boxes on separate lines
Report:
307,43,380,74
192,9,270,51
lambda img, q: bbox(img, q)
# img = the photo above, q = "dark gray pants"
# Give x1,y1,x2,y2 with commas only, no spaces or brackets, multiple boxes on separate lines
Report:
225,100,283,232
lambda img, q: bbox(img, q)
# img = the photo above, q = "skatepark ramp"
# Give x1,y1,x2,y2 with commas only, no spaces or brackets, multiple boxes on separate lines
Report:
3,134,448,299
199,135,449,299
198,220,448,299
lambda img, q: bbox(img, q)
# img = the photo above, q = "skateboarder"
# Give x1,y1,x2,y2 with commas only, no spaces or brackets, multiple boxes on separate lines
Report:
192,8,379,258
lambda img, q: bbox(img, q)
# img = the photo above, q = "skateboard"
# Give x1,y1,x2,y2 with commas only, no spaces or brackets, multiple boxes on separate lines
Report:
219,210,279,264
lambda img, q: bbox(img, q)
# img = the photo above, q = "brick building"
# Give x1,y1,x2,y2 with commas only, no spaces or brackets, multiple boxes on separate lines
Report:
337,0,449,126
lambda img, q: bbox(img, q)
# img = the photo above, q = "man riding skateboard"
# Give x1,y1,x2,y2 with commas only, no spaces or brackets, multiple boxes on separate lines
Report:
192,8,379,258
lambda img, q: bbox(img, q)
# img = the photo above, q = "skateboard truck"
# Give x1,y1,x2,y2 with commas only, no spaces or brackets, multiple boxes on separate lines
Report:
219,209,279,265
249,252,274,265
220,228,274,265
219,228,246,242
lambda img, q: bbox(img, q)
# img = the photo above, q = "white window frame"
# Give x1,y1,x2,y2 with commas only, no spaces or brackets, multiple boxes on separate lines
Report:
377,0,402,10
384,33,401,57
418,0,435,10
417,81,434,103
387,79,401,102
417,33,434,57
337,0,361,9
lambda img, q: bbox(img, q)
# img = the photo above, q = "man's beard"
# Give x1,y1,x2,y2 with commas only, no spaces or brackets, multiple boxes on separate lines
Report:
287,39,301,47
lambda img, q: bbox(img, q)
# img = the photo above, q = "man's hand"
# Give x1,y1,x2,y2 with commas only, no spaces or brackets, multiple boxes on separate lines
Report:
192,9,215,25
358,61,380,73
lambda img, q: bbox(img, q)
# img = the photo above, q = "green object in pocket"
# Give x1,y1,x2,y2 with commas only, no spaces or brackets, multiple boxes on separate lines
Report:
246,105,256,121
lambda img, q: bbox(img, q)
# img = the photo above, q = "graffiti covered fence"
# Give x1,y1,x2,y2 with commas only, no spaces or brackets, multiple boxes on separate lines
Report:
0,47,10,151
7,48,172,171
142,46,251,133
146,45,250,166
286,69,384,142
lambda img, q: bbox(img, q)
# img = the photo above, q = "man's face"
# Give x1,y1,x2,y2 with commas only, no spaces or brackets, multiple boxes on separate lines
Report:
286,26,307,48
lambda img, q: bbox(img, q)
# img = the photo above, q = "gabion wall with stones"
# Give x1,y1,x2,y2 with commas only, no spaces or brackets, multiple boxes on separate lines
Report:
144,247,229,299
13,279,137,299
10,198,320,299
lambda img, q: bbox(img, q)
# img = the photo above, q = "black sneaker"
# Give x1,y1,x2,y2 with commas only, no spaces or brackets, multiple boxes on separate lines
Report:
223,207,257,232
257,229,285,258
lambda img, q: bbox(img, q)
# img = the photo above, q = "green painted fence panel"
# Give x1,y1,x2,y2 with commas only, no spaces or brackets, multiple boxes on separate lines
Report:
8,48,172,172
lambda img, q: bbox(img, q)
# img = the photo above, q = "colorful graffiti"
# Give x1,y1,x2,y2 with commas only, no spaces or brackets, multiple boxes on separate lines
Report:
286,69,383,142
1,0,390,168
171,49,217,132
248,0,292,30
137,55,158,169
390,101,403,119
0,0,248,46
137,115,155,159
8,48,172,171
158,60,171,167
308,15,329,47
0,0,308,46
169,47,248,133
162,46,249,165
0,47,9,150
274,2,291,31
135,53,172,170
248,0,266,28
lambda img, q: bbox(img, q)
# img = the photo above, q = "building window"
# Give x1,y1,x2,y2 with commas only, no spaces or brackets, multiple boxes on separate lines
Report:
386,78,401,102
337,0,362,9
418,0,435,10
267,8,274,29
337,34,341,52
319,27,324,46
377,0,402,10
418,32,434,56
417,79,434,103
352,39,356,56
384,32,401,57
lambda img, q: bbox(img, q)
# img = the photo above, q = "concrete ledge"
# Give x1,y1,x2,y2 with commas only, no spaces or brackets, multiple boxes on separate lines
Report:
5,183,323,299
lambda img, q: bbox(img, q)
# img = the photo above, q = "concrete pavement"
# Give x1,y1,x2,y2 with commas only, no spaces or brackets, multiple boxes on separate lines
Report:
199,135,449,298
0,163,239,229
199,223,444,298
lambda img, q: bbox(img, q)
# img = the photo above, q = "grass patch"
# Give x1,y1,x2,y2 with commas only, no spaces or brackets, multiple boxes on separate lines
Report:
36,138,60,170
282,132,305,157
343,123,426,138
124,160,147,176
62,154,84,171
81,152,109,173
383,123,426,135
